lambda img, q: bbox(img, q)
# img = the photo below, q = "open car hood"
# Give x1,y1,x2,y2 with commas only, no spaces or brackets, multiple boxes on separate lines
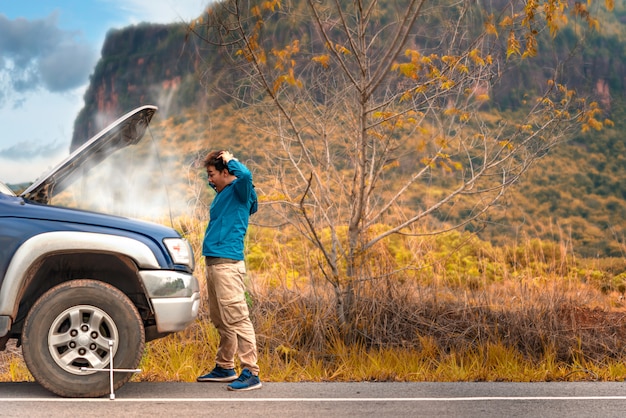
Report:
20,105,157,204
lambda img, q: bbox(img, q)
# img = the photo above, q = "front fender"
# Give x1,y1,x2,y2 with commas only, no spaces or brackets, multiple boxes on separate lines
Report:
0,231,160,323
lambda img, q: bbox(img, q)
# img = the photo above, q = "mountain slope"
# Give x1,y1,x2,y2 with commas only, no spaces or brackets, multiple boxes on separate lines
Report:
69,2,626,258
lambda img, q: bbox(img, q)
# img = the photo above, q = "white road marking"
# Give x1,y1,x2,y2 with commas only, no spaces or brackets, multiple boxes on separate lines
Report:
4,396,626,402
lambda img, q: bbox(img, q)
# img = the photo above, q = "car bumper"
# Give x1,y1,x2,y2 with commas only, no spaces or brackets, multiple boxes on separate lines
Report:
151,293,201,332
139,270,201,333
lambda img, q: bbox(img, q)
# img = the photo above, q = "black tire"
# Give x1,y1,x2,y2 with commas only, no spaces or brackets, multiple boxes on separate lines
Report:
22,280,145,398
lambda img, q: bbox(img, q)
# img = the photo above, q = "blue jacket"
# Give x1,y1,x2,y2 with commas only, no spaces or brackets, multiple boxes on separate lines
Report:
202,159,257,260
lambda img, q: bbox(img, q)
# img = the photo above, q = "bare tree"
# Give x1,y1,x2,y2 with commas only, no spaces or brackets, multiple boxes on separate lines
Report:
190,0,610,331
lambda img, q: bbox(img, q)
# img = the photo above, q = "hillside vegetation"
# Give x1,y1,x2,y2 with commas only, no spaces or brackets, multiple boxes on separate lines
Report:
3,214,626,383
62,0,626,258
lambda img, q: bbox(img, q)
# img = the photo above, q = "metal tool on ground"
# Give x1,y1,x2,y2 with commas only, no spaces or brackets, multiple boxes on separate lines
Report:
80,340,141,400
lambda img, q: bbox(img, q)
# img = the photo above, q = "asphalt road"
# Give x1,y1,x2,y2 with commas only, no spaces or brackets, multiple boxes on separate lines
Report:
3,381,626,417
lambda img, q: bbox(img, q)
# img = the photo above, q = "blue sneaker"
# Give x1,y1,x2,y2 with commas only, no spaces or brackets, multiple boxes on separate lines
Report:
227,368,262,391
197,365,237,382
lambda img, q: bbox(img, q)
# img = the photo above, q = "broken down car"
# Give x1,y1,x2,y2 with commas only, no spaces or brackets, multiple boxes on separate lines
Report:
0,105,200,397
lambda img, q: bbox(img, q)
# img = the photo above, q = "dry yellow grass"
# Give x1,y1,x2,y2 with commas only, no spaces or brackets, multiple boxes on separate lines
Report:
2,220,626,383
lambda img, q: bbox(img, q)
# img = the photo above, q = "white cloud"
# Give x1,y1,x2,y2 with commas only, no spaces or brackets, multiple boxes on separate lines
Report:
0,13,97,99
104,0,209,25
0,149,69,186
0,87,83,184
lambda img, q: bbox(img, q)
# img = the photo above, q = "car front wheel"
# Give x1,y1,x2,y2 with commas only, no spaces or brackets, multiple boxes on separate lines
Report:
22,279,145,398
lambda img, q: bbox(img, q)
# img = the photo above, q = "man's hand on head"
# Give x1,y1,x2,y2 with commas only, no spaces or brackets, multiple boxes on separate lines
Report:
221,151,234,163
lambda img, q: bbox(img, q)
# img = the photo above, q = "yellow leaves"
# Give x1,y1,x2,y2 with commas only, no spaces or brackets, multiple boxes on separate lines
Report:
262,191,290,201
485,22,498,37
556,82,576,99
484,14,498,37
273,68,302,93
372,111,421,132
272,40,300,70
506,28,534,59
440,79,455,90
236,46,266,64
441,55,458,66
606,0,615,11
580,102,605,133
312,55,330,68
407,116,421,125
405,49,421,62
438,160,453,173
336,45,351,55
571,1,600,30
507,31,521,58
522,32,538,58
420,152,462,172
552,109,571,119
573,2,589,18
435,136,448,148
500,16,514,27
394,62,419,79
262,0,282,12
400,91,412,102
395,50,431,80
581,118,603,132
395,48,496,96
587,17,600,31
236,31,267,64
443,108,469,122
383,160,400,171
269,40,303,92
373,111,396,120
469,49,485,66
326,42,351,55
413,85,428,95
393,49,497,104
429,66,441,79
543,0,568,37
237,1,284,67
519,124,534,133
188,15,204,31
523,0,539,26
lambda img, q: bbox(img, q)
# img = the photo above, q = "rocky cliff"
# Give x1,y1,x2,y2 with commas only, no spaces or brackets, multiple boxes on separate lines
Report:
72,9,626,149
70,23,200,150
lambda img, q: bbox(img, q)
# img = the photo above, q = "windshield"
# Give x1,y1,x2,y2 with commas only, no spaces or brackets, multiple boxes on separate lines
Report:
0,182,16,196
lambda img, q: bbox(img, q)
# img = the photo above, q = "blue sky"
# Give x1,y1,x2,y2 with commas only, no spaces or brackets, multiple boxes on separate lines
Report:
0,0,208,184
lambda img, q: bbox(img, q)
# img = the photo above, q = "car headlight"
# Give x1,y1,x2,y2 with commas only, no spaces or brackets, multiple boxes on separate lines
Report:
163,238,194,267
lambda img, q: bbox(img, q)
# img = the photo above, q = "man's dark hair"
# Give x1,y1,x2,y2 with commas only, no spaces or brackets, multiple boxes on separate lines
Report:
203,150,228,172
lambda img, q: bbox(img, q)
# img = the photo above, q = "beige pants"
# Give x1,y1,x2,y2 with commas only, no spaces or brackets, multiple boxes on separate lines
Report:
205,259,259,375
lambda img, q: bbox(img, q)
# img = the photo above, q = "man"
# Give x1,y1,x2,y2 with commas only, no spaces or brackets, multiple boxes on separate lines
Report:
197,150,261,391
